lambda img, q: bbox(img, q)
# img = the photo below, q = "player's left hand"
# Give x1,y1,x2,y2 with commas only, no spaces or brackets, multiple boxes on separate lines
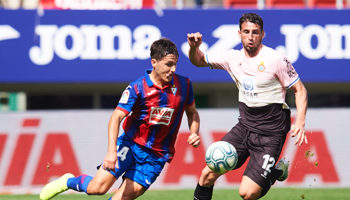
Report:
187,133,200,147
291,124,308,146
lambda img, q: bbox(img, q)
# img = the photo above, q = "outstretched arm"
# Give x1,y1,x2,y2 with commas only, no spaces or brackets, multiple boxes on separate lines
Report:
103,108,127,171
187,32,209,67
185,103,200,147
290,80,308,146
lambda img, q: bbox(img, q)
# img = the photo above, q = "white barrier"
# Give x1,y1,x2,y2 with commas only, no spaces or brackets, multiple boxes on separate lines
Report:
0,108,349,194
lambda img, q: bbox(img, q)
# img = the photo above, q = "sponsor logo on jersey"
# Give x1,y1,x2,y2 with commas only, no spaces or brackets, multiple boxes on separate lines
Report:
242,76,258,99
147,89,157,96
243,77,254,91
119,86,131,104
149,107,174,125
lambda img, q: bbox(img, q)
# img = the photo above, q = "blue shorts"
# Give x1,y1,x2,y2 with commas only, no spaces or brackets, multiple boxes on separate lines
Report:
102,133,166,189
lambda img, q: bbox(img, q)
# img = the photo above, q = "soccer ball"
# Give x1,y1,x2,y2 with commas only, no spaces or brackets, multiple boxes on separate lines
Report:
205,141,238,174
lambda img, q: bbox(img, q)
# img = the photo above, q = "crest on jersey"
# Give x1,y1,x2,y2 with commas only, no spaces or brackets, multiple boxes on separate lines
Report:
258,62,265,72
171,85,177,95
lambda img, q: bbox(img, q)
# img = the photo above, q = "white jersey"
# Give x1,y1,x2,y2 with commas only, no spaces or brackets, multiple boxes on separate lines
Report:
206,45,299,108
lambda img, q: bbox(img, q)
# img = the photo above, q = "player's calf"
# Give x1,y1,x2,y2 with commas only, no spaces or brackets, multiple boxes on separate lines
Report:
194,183,214,200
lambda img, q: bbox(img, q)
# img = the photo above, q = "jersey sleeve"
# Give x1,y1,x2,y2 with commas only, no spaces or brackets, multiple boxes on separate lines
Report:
186,80,195,106
206,50,234,71
116,83,138,114
276,56,300,89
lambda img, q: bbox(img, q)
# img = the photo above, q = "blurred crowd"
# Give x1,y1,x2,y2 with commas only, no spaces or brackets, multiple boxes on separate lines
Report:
0,0,39,9
0,0,224,9
0,0,348,10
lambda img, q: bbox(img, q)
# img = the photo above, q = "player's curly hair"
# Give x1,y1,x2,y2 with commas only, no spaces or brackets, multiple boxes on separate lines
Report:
239,13,264,31
150,38,179,61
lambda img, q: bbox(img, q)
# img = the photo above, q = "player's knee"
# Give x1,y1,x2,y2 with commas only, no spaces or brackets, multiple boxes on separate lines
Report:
258,185,270,199
125,189,145,199
200,167,220,186
114,187,145,200
239,188,260,200
239,192,258,200
87,185,109,195
201,166,212,176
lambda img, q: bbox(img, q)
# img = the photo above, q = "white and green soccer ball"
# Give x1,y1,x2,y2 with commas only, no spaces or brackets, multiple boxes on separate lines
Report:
205,141,238,174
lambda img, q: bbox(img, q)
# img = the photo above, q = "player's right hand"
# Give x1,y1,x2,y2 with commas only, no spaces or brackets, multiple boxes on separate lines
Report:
291,124,308,146
187,132,200,148
187,32,203,48
102,150,118,172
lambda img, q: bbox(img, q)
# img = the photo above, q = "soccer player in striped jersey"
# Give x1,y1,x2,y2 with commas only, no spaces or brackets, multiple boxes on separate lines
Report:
187,13,308,200
40,38,201,200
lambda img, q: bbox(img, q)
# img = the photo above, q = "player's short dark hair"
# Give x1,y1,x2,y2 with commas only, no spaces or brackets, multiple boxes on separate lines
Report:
150,38,179,61
239,13,264,31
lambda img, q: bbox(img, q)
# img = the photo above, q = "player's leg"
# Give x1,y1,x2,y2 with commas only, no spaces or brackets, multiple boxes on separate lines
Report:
40,160,120,200
109,140,166,200
239,176,262,200
198,166,222,186
85,167,117,194
239,166,286,200
239,132,286,200
40,134,133,200
194,123,249,200
84,136,136,195
194,166,221,200
110,177,146,200
239,167,288,200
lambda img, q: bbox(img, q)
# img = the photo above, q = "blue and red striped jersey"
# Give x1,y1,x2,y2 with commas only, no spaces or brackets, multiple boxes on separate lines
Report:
116,69,195,162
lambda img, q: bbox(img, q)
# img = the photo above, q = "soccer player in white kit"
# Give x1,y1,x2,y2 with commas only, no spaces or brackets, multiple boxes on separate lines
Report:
187,13,308,200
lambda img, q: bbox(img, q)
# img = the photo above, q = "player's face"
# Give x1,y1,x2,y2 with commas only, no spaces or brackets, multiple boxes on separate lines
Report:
239,21,264,56
152,54,178,85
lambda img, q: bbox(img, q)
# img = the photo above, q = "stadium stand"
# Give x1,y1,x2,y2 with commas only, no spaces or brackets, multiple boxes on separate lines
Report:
223,0,346,9
223,0,258,8
39,0,55,9
39,0,154,9
0,0,38,9
265,0,306,8
1,0,348,9
308,0,346,8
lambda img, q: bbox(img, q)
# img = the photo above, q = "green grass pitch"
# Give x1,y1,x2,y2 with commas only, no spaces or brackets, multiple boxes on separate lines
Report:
1,188,349,199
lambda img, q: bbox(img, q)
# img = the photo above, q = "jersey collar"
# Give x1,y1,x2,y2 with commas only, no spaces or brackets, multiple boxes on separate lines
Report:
144,69,174,89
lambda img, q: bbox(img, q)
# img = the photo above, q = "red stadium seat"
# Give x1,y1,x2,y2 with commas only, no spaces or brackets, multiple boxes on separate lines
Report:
40,0,59,9
308,0,346,8
224,0,258,8
142,0,154,8
265,0,306,8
